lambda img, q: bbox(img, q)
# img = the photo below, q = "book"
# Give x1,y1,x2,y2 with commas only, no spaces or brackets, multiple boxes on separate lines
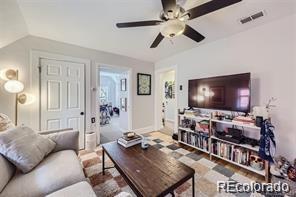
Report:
117,139,141,148
121,133,141,142
179,130,209,151
118,137,141,145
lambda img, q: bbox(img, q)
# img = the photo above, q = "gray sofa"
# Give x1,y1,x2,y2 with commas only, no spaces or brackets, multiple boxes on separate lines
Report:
0,129,96,197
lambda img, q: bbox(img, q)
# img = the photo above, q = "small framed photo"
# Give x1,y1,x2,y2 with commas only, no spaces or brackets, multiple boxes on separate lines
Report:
120,97,127,112
121,79,127,91
137,73,151,95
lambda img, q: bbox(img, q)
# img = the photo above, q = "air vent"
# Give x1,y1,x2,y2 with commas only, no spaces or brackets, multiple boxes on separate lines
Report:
240,11,265,24
240,17,252,24
251,11,264,20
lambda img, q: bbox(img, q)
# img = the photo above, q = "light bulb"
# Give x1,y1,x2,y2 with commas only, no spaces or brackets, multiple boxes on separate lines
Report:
4,80,24,93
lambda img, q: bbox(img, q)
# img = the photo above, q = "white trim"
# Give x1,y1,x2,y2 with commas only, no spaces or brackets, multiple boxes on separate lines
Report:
131,125,154,134
30,50,91,149
154,65,178,134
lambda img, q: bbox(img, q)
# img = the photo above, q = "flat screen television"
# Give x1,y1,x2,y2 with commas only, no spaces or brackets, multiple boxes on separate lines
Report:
188,73,251,113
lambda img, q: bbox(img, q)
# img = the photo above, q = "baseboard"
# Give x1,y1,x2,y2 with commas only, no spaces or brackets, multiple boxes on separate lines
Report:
165,119,175,123
131,125,154,134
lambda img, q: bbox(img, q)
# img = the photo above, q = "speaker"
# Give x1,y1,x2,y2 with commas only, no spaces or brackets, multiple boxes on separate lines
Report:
256,116,263,127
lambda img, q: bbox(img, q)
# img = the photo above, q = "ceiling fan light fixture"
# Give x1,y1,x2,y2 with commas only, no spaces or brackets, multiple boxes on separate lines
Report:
160,19,185,38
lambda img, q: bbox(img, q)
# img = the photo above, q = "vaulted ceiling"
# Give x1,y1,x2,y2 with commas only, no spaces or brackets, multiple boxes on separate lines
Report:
1,0,295,62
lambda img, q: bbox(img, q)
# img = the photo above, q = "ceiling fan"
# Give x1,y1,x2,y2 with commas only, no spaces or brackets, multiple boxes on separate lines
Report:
116,0,242,48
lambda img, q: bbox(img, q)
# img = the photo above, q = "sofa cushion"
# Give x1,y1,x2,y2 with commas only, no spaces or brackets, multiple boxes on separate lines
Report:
45,181,96,197
0,155,15,192
0,126,56,173
0,150,85,197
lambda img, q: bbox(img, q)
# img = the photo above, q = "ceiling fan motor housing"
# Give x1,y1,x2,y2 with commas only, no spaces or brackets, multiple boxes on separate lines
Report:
160,5,186,21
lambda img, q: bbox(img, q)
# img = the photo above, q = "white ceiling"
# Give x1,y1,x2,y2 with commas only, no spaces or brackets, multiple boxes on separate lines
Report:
1,0,295,62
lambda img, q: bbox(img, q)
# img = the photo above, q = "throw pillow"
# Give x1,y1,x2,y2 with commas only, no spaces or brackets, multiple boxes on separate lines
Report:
0,126,56,173
0,113,14,132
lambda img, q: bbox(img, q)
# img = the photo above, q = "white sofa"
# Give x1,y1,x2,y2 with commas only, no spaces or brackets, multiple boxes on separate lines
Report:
0,129,96,197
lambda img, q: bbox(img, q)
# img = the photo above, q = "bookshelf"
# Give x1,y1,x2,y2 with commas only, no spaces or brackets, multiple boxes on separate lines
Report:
211,119,261,130
178,114,270,182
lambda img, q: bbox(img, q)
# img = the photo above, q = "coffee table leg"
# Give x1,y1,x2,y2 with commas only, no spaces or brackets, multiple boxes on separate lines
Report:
192,175,195,197
102,148,105,175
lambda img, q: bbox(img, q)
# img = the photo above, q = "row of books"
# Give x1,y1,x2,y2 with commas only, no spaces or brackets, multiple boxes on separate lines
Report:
180,130,209,151
211,141,253,165
117,133,142,148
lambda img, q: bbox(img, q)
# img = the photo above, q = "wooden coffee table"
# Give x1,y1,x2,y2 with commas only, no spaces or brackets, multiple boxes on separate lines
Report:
102,141,195,197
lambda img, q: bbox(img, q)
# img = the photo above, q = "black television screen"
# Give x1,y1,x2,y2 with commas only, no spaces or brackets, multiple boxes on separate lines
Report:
188,73,251,113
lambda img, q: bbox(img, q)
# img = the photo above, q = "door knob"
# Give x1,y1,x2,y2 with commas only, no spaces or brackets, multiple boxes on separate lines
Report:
80,112,84,115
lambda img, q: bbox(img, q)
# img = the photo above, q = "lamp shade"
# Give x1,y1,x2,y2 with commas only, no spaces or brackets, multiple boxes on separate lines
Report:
160,19,185,38
4,80,24,93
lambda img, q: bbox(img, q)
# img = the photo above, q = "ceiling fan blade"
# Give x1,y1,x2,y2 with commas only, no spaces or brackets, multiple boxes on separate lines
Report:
150,33,164,48
116,20,162,28
187,0,242,20
183,25,205,43
161,0,177,13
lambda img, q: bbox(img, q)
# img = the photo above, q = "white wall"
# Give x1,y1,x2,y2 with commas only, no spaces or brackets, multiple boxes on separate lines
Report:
161,70,176,122
0,35,154,132
155,14,296,160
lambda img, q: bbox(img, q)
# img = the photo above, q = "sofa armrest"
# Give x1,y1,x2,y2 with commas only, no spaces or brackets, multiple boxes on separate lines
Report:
40,129,79,153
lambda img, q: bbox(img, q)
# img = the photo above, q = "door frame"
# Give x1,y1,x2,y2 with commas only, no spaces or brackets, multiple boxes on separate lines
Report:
30,50,91,148
154,65,178,134
96,63,133,134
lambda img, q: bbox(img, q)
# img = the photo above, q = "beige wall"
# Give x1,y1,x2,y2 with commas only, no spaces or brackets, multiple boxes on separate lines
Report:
0,35,154,131
155,14,296,160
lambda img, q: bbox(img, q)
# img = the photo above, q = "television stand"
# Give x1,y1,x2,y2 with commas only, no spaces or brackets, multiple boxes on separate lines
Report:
178,113,270,182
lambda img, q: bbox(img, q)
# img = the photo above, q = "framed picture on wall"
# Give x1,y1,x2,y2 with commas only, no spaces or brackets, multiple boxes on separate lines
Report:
120,97,127,112
137,73,151,95
121,79,127,91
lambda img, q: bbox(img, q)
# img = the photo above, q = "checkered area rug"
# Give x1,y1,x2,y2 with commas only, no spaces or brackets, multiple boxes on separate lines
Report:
79,132,263,197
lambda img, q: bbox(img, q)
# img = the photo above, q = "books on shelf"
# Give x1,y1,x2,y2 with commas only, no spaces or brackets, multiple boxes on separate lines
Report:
180,130,209,151
211,140,254,166
117,133,142,148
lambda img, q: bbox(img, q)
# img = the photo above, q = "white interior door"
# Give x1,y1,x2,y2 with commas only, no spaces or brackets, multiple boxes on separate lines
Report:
40,58,85,148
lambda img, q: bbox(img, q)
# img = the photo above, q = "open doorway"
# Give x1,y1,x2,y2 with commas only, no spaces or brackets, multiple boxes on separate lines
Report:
97,65,130,143
155,68,177,137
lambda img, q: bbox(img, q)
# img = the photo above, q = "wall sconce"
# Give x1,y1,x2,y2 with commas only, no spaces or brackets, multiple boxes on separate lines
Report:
17,93,35,105
0,69,24,93
0,69,34,125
